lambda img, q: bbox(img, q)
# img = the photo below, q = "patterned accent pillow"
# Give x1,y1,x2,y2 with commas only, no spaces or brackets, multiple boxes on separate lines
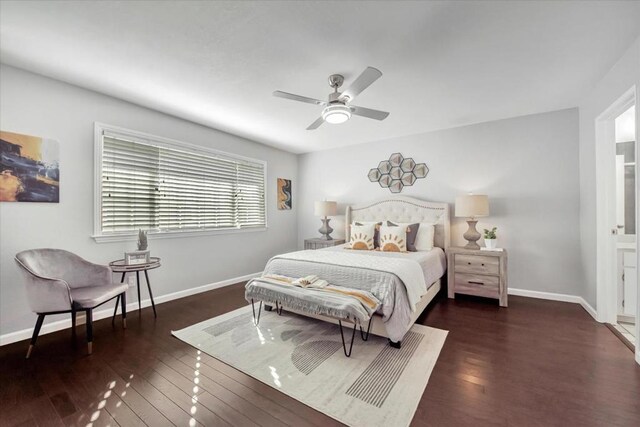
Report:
379,224,407,252
387,221,420,252
349,223,376,250
354,221,382,248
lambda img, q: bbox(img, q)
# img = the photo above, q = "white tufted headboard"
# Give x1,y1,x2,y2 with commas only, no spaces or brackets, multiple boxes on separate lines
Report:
345,196,450,250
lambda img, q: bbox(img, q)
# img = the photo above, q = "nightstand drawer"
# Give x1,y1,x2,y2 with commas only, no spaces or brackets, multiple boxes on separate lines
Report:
454,254,499,275
455,272,499,290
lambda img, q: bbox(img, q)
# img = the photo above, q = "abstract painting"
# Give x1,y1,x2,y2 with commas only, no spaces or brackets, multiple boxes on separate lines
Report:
277,178,292,210
0,130,60,202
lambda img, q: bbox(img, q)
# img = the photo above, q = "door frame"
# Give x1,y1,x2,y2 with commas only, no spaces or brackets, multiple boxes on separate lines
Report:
594,85,639,364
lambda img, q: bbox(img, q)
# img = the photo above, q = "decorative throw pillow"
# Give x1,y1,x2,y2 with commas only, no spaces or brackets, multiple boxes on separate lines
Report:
379,224,407,252
354,221,382,248
349,223,376,250
414,222,435,251
387,221,420,252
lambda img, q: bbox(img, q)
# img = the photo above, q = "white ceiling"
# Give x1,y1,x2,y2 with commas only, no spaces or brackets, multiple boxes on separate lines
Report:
1,1,639,154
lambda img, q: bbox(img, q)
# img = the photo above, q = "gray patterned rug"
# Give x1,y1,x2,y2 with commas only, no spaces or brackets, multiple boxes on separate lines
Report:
172,305,447,427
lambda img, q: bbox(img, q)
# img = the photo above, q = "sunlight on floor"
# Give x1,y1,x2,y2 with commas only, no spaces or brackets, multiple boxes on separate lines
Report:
85,375,133,427
269,365,282,387
256,327,266,345
187,347,202,426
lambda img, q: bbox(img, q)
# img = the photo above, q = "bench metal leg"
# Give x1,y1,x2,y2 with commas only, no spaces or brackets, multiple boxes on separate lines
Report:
338,320,358,357
360,317,373,341
274,301,284,315
251,299,262,325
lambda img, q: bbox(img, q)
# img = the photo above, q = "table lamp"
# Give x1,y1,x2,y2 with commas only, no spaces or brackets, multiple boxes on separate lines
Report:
455,194,489,249
315,201,337,240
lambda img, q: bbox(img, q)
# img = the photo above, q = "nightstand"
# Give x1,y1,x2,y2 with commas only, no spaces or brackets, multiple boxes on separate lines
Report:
447,247,508,307
304,238,345,250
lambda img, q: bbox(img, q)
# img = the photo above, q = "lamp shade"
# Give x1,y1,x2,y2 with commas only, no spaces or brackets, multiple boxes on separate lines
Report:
314,201,337,216
455,194,489,218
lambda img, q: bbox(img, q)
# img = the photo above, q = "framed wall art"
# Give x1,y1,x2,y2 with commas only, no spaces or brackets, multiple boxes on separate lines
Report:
277,178,292,210
0,130,60,202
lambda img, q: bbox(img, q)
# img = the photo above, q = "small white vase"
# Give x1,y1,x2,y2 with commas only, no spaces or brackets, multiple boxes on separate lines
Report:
484,239,497,249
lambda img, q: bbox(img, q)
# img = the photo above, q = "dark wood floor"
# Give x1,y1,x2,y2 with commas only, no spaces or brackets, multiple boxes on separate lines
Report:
1,283,638,427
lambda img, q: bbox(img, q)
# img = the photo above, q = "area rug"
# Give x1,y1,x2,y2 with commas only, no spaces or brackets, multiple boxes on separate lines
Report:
172,305,447,427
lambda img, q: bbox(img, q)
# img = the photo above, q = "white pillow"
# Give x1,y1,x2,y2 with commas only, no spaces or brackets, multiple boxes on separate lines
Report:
379,224,407,252
414,222,435,251
349,223,376,250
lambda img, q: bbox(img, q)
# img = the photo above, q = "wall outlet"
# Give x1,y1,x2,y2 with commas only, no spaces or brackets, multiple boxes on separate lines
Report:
127,275,136,288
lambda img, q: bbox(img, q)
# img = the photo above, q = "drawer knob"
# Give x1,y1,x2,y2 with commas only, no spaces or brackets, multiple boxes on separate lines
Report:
468,262,471,265
481,263,485,266
468,281,484,286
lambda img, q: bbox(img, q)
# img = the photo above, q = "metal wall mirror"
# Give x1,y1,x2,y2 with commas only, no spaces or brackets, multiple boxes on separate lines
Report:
367,153,429,193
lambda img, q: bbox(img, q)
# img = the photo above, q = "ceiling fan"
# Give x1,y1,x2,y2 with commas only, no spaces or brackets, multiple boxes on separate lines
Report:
273,66,390,130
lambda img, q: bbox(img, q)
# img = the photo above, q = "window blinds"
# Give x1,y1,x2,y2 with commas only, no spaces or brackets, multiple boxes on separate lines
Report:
100,133,266,234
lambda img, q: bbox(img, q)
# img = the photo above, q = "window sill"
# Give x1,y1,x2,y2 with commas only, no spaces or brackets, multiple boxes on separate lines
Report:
92,226,268,243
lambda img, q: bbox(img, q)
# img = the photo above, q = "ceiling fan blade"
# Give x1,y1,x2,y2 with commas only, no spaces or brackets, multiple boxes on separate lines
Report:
306,117,325,130
339,66,383,102
273,90,327,106
350,105,390,121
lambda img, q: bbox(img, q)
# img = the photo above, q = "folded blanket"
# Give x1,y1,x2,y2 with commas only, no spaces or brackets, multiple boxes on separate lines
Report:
245,276,381,323
265,274,328,289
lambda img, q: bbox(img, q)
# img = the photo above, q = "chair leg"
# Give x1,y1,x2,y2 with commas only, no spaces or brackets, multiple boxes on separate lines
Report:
86,309,93,355
112,294,120,326
120,292,127,329
71,308,77,340
26,314,45,359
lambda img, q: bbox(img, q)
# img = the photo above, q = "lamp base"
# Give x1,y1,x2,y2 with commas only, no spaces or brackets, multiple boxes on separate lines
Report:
463,219,481,250
318,217,334,240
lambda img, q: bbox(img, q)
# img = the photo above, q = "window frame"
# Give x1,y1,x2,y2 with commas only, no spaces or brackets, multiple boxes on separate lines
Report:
93,122,268,243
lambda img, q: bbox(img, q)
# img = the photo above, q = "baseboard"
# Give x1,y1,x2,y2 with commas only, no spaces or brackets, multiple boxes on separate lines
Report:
578,298,598,320
508,288,598,320
3,279,601,346
0,272,261,347
636,351,640,365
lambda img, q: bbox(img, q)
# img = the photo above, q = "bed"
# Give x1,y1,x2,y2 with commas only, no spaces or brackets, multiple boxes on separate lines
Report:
262,196,450,346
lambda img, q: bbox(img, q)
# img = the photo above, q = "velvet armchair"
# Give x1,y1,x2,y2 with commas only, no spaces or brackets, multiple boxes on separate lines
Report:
15,248,128,358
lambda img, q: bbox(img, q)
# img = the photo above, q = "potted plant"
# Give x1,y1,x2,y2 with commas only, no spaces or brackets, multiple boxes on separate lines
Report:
483,227,497,249
137,229,148,251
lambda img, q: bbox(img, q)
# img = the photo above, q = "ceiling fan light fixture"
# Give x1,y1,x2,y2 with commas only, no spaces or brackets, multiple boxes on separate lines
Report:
322,104,351,124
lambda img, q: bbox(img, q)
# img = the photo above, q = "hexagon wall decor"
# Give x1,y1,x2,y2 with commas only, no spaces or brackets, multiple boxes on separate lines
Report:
367,153,428,193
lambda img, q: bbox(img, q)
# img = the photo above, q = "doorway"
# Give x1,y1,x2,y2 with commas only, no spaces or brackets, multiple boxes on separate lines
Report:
614,104,636,345
595,87,638,355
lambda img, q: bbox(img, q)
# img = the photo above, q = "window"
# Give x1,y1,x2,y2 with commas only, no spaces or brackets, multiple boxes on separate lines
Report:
94,124,266,241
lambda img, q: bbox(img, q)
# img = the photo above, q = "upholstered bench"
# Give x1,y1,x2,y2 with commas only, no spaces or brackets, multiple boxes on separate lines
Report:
245,277,380,357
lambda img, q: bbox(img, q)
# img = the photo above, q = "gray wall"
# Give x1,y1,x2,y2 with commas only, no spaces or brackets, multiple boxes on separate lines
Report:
578,35,640,308
297,109,582,296
0,65,298,336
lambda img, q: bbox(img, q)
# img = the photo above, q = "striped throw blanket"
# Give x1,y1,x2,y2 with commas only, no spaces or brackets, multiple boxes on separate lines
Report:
245,275,381,324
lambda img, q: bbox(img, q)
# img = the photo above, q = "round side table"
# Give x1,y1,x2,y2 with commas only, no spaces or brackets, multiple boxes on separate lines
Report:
109,257,161,319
